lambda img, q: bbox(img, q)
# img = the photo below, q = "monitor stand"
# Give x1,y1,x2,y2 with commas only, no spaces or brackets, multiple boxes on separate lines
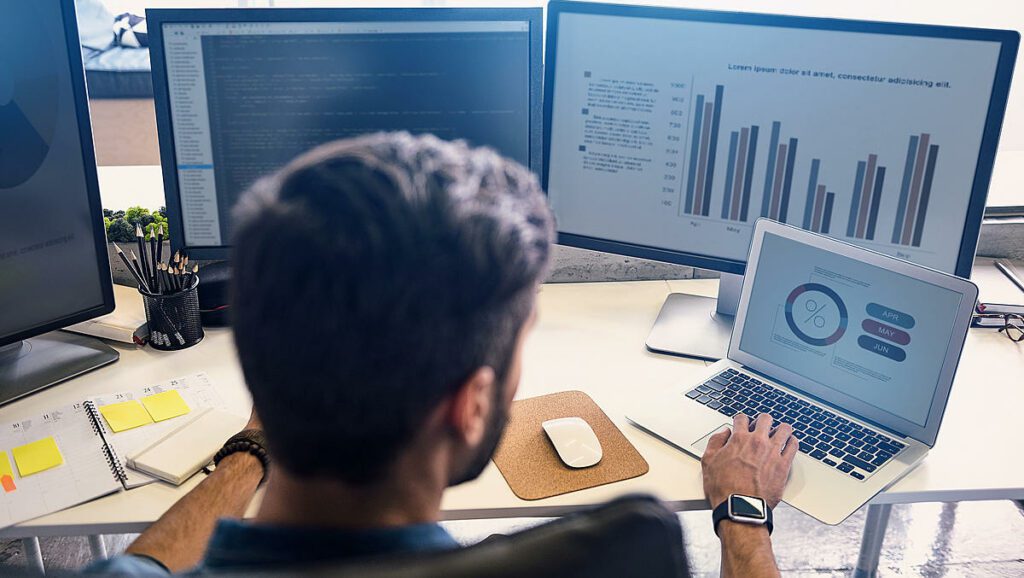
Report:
645,273,743,361
0,331,119,406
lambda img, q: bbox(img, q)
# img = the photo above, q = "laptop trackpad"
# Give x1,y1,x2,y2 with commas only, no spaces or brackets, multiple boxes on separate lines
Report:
692,424,732,454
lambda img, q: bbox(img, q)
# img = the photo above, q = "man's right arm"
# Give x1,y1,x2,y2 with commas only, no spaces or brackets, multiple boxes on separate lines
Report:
700,413,797,578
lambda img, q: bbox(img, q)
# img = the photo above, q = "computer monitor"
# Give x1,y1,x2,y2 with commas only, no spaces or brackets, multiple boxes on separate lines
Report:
149,8,543,260
0,0,118,403
543,1,1018,360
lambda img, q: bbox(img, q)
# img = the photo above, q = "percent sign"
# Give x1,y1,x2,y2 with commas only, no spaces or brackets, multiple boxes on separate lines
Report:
804,299,828,328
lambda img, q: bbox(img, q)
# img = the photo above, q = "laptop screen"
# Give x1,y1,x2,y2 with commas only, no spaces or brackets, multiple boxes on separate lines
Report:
737,232,964,428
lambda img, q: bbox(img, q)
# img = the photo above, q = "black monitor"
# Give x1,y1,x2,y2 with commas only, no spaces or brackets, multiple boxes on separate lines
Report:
0,0,118,403
149,7,543,261
543,1,1018,360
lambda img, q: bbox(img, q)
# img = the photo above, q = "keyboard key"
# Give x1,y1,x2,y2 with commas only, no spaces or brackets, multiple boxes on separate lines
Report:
850,429,866,439
824,418,839,427
797,415,812,424
708,400,723,410
706,381,726,392
823,458,838,467
819,434,834,444
815,441,831,450
811,449,827,460
837,462,854,473
685,389,702,399
828,448,844,458
876,442,901,455
696,385,712,394
848,438,865,448
770,411,785,422
735,394,749,402
823,427,838,436
810,420,827,430
718,406,738,417
792,431,804,440
890,440,905,450
807,428,822,438
836,432,851,441
749,378,762,385
712,376,730,386
858,451,875,461
842,454,877,472
799,441,814,453
793,422,807,431
709,391,723,399
833,440,847,451
838,424,852,433
757,405,772,414
725,368,738,375
850,471,865,480
872,452,893,466
696,395,712,404
795,399,809,406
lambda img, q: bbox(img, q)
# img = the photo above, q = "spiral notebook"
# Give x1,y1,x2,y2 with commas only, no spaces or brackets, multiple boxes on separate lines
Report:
0,373,228,530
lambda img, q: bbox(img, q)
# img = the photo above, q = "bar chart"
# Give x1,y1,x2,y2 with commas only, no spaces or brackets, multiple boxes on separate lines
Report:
892,134,939,247
683,85,724,217
802,159,836,234
846,154,887,241
758,121,799,224
674,81,941,249
719,124,759,222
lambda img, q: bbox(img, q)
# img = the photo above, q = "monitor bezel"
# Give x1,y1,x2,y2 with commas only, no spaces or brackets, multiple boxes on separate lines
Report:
542,0,1019,278
148,7,544,261
0,0,115,348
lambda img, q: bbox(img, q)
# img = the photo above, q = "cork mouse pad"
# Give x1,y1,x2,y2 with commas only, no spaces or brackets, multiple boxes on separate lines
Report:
492,391,649,500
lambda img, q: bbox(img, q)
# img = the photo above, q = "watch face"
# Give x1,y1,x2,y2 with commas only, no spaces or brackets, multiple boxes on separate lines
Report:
730,495,767,520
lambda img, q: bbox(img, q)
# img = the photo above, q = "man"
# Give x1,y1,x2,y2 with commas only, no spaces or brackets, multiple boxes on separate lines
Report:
87,133,796,577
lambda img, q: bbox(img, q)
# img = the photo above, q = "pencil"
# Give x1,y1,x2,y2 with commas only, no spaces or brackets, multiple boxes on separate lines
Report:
129,249,150,293
156,224,164,267
135,224,152,290
148,230,158,286
114,243,148,291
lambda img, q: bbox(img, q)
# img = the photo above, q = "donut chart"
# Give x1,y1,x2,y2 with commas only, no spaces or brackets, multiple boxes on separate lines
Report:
0,4,59,189
785,283,849,347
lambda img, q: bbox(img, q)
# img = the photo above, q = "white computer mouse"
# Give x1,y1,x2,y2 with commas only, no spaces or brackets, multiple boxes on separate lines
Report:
542,417,603,468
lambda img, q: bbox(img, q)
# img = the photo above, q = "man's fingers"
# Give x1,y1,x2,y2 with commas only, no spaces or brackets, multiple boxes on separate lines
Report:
770,422,794,450
781,432,799,467
732,413,750,434
753,413,774,436
704,428,731,456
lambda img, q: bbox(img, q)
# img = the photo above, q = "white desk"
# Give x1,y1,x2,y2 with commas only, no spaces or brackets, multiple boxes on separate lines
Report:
3,278,1022,577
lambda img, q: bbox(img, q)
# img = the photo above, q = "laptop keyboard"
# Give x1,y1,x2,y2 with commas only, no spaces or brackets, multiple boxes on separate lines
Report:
685,368,905,482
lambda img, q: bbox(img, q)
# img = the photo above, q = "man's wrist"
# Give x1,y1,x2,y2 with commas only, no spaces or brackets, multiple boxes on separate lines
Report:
214,452,264,481
717,519,771,542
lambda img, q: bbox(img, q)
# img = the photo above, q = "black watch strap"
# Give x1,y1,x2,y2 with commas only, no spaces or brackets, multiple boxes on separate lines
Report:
712,498,773,536
214,429,270,483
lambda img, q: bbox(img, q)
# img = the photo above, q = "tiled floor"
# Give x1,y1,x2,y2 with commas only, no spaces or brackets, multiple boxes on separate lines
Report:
2,500,1021,575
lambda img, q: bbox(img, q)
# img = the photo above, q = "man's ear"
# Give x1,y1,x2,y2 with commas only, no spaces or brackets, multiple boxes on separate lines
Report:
447,366,497,446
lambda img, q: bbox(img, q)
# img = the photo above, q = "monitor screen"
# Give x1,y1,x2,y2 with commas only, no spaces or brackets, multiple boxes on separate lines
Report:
545,6,1013,275
153,12,539,251
738,232,965,428
0,0,110,344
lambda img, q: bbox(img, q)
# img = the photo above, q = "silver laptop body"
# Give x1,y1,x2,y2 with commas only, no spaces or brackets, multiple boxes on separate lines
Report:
627,219,978,525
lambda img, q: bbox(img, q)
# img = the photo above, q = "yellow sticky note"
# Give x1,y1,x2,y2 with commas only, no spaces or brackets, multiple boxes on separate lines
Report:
99,400,154,432
141,390,191,422
0,451,16,492
11,437,64,477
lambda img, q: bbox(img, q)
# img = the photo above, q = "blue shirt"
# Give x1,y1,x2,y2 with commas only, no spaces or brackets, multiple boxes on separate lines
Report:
85,519,459,575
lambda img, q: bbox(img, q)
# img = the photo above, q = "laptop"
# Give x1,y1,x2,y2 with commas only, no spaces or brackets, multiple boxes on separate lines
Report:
627,219,978,525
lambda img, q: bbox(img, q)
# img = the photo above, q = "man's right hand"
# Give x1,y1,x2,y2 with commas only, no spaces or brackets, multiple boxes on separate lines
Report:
701,414,798,509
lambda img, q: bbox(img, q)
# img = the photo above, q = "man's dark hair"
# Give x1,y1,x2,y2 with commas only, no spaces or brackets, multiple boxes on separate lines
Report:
231,133,555,484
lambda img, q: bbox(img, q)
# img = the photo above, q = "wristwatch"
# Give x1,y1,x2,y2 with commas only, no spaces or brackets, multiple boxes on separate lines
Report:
712,494,773,536
214,429,270,483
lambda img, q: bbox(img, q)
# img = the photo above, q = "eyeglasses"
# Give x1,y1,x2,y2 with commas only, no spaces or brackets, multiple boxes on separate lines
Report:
974,313,1024,342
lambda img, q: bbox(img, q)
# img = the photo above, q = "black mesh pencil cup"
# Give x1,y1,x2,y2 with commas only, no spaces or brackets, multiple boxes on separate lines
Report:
140,276,204,350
